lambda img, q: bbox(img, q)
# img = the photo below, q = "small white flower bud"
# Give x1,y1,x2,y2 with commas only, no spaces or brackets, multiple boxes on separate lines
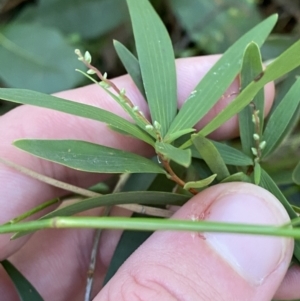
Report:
87,69,96,75
251,147,258,156
259,141,266,150
153,121,161,130
120,88,126,95
84,51,92,64
145,125,154,131
253,133,260,141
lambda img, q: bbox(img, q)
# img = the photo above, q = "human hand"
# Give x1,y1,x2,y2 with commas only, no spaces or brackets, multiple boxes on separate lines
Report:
0,55,298,300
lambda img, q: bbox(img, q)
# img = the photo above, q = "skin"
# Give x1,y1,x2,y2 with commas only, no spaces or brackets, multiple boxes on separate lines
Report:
0,55,299,300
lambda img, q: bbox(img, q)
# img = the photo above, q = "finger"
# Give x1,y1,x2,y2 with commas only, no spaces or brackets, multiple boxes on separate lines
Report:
0,207,126,301
96,183,293,301
274,264,300,300
0,55,274,259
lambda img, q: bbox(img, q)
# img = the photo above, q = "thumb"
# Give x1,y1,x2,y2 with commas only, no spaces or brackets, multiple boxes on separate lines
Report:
96,183,294,301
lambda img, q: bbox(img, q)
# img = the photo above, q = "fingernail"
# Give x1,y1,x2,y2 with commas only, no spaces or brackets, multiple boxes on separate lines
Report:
205,193,289,285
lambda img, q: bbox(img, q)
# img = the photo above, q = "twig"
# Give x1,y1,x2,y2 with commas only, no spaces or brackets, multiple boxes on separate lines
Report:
0,157,172,217
84,207,110,301
84,174,130,301
159,154,198,195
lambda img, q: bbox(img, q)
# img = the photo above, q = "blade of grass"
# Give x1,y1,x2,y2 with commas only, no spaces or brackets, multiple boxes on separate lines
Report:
262,78,300,158
14,139,165,174
0,89,153,145
1,260,43,301
166,15,277,137
12,191,189,239
2,216,300,239
192,134,230,181
113,40,145,98
41,191,188,219
127,0,177,137
239,42,264,157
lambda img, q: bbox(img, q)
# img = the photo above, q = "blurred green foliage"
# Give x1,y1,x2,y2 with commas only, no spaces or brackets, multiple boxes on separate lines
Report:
1,0,299,95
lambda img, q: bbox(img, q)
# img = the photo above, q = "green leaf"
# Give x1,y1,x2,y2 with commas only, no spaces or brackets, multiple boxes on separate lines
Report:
155,142,191,168
190,140,253,166
43,191,188,219
103,228,152,285
239,42,264,157
262,78,300,158
260,169,297,218
14,139,165,174
184,174,217,190
15,0,128,40
122,173,157,192
1,260,43,301
292,161,300,185
192,134,230,181
0,24,82,93
254,161,261,185
0,89,154,145
127,0,177,137
164,128,196,144
166,14,277,136
261,34,298,60
267,169,294,186
12,191,189,239
197,39,300,139
259,169,300,262
113,40,145,98
221,172,251,183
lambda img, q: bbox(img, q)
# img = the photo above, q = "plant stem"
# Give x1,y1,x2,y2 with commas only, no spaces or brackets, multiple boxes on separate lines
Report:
5,198,60,225
0,157,171,217
1,216,300,239
159,155,198,195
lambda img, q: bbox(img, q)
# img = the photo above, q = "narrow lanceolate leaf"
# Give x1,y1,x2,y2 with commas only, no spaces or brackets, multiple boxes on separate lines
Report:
155,142,191,168
262,78,300,158
190,140,253,166
127,0,177,137
164,128,196,144
0,89,153,145
239,42,264,158
254,161,261,185
221,172,251,183
14,139,165,174
166,15,277,137
113,40,145,98
184,174,217,190
199,38,300,138
42,191,189,219
259,168,300,262
1,260,43,301
13,191,189,239
192,134,230,181
292,161,300,185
